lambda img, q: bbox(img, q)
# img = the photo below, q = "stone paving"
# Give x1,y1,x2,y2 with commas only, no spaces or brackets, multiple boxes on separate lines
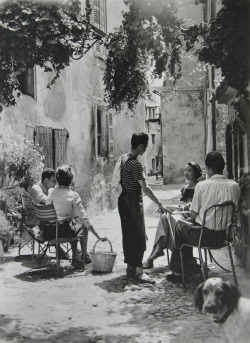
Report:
0,186,249,343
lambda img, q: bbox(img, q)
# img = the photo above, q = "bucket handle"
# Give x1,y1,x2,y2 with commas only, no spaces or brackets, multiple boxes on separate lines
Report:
93,238,113,253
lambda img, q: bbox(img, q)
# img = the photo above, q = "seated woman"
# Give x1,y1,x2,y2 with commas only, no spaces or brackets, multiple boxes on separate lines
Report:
46,165,105,269
143,161,202,269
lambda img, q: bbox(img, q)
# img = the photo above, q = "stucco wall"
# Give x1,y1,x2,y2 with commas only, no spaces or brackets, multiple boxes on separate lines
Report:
0,0,146,215
161,90,206,184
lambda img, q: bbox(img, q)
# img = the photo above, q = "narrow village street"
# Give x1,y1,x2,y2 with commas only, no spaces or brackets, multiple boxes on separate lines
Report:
0,183,249,343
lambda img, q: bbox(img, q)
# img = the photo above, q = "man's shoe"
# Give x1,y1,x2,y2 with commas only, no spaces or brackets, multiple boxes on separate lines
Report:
126,266,136,277
85,253,92,264
142,259,154,269
185,262,201,275
71,256,84,269
166,273,183,284
134,273,156,284
58,246,70,260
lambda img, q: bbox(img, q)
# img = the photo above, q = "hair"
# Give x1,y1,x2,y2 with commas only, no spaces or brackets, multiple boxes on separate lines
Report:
205,151,225,174
187,162,203,179
41,168,55,182
131,132,149,149
56,165,75,187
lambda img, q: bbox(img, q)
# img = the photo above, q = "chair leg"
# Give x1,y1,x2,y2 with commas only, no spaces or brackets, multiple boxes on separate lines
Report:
80,228,87,271
228,244,238,285
32,239,35,263
198,247,206,281
180,249,186,288
204,249,209,279
166,249,170,265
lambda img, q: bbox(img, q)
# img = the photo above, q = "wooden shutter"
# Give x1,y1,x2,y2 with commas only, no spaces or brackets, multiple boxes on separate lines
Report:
91,0,106,32
34,127,53,168
54,129,68,168
108,112,114,157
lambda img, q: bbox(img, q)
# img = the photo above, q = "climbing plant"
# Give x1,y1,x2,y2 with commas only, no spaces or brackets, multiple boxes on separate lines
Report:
183,0,249,114
0,0,102,106
0,128,45,191
104,0,182,111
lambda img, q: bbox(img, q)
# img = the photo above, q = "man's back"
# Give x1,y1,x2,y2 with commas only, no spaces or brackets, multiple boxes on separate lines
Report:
191,174,240,229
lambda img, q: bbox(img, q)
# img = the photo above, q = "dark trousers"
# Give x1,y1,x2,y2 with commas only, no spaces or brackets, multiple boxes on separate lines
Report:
118,192,145,267
169,223,226,273
43,221,78,254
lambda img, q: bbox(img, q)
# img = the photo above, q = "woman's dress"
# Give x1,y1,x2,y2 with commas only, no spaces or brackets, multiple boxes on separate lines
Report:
153,187,195,247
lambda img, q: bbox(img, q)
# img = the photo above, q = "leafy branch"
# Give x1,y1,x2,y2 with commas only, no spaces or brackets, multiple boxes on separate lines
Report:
182,0,249,117
104,0,182,111
0,0,102,106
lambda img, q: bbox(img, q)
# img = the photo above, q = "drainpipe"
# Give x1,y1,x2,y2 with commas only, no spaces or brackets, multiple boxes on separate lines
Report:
211,0,216,150
211,66,216,150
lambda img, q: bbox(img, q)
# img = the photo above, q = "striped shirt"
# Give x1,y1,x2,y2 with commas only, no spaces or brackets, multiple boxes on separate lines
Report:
120,153,145,191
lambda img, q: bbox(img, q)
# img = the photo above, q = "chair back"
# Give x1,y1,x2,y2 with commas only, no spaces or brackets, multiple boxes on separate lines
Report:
32,201,57,223
21,194,30,210
202,201,235,235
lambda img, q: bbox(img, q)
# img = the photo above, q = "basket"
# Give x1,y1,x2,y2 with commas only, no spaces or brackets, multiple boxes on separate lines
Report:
90,238,117,273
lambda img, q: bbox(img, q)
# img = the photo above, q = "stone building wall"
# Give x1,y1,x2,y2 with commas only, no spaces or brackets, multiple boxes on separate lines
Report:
0,0,146,215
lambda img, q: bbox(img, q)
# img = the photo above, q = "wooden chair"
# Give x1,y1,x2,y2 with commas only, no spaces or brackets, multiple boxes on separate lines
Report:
176,201,237,287
32,200,87,275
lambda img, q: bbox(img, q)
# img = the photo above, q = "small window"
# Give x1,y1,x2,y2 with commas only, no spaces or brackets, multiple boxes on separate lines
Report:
94,105,113,158
96,108,102,157
17,68,36,99
152,134,156,144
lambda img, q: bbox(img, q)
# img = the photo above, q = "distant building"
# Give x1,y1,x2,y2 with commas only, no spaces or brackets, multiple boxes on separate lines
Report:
160,0,249,184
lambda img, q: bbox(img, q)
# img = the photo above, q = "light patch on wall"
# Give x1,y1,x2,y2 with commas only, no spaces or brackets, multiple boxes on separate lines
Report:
44,79,66,118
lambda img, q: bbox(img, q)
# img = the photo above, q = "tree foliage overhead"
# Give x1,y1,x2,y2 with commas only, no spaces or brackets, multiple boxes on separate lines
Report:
0,0,102,106
184,0,249,108
104,0,182,111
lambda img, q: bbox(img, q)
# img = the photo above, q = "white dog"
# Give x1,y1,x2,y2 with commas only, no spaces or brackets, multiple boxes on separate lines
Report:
194,277,250,343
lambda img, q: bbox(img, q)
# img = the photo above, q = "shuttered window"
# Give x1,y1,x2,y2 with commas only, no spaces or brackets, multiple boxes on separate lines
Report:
108,113,114,157
34,126,68,169
92,0,106,32
94,105,113,158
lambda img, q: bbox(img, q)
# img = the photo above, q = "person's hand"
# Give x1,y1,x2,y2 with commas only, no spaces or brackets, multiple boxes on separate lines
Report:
158,202,165,212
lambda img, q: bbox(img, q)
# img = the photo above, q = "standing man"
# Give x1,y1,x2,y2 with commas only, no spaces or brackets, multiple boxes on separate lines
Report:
167,151,240,283
118,132,166,283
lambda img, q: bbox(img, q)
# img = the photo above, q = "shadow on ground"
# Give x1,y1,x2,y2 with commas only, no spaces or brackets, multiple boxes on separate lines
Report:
0,315,139,343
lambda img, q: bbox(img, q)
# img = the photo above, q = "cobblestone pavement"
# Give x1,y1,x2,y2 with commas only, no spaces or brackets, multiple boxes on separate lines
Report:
0,186,249,343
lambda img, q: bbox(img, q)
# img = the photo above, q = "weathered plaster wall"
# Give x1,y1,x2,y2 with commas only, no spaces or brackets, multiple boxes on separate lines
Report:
161,90,205,183
0,0,144,215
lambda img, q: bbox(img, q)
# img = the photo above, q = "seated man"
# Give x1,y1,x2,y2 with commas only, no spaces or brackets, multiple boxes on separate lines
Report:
27,168,69,260
166,151,240,283
46,165,105,269
29,168,56,206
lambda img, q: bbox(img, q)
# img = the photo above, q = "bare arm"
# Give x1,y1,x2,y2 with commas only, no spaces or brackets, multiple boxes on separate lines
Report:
138,179,165,212
190,210,198,221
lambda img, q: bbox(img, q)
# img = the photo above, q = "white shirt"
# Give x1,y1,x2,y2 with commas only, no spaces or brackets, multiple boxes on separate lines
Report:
46,186,91,228
190,175,240,230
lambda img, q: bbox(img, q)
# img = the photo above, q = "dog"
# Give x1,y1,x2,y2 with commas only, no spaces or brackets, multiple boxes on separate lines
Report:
194,277,250,343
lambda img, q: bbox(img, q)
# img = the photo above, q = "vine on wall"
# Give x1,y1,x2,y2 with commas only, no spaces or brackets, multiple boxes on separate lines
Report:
0,0,100,106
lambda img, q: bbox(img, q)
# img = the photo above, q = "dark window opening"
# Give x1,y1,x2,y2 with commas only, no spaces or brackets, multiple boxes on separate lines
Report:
17,68,35,99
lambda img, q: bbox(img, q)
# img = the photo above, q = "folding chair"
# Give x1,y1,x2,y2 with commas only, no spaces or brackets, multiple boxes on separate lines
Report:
177,201,237,287
32,200,87,275
19,194,41,258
